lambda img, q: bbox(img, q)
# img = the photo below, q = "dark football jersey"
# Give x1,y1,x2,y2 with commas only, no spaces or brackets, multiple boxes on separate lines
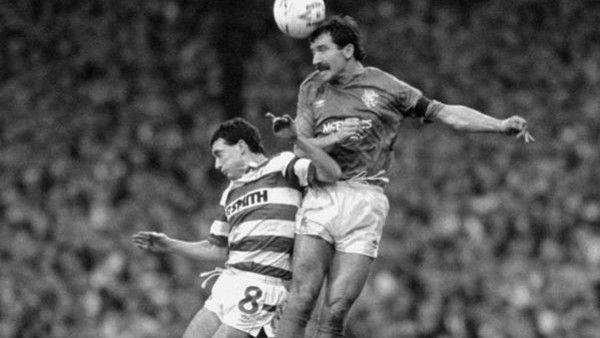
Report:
296,67,443,180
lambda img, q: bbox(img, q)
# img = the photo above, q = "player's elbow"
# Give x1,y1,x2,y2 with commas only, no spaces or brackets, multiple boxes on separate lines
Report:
206,245,228,261
332,166,342,181
318,166,342,183
293,145,307,158
448,119,471,131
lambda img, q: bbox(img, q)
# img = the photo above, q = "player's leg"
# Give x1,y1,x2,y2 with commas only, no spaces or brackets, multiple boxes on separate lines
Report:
305,281,327,338
311,182,388,337
314,252,373,338
277,234,334,338
182,307,221,338
211,324,254,338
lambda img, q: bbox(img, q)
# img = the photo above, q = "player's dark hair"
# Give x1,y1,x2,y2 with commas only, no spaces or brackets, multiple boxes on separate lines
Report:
210,117,265,154
309,15,366,62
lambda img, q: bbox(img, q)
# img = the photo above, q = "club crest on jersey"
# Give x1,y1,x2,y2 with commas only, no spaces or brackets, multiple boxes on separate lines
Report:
225,189,268,217
361,89,379,109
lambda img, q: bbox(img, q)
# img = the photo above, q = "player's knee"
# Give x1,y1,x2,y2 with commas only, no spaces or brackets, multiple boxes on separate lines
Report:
321,297,353,325
287,285,320,314
315,299,351,338
280,288,319,328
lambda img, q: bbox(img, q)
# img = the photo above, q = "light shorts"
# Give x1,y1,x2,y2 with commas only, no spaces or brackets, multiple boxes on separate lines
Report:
204,268,287,337
296,180,390,258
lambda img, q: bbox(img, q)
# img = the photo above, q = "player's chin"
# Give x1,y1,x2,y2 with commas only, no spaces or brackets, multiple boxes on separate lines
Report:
317,70,334,82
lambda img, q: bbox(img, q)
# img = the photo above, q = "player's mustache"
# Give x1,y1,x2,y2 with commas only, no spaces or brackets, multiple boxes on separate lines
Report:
315,63,330,71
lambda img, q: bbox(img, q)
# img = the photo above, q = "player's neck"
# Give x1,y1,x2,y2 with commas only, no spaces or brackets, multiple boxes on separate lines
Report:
245,153,267,168
334,61,364,86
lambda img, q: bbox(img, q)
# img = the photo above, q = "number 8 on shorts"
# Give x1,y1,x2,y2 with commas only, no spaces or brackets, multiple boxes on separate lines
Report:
204,269,287,337
238,286,263,314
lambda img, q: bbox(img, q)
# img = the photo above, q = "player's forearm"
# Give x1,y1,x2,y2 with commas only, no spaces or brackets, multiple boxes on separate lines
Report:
294,133,339,156
167,239,227,261
437,105,504,133
293,136,341,182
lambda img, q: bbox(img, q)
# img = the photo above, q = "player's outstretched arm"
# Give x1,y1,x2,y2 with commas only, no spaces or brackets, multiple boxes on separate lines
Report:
132,231,227,261
436,105,535,143
267,113,342,182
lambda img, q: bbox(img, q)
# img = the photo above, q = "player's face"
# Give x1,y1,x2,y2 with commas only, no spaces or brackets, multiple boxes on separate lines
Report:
310,33,351,83
211,138,246,180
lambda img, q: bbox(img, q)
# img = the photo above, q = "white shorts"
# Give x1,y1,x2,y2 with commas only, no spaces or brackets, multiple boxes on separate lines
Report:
296,181,389,258
203,268,287,337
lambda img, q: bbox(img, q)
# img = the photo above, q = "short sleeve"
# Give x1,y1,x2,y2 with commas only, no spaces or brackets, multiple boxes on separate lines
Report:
390,78,444,123
388,77,423,116
292,158,314,187
419,99,444,123
280,153,315,188
208,212,230,247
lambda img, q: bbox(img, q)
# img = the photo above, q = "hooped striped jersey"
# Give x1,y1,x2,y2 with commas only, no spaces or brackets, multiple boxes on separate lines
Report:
295,66,444,181
208,151,314,281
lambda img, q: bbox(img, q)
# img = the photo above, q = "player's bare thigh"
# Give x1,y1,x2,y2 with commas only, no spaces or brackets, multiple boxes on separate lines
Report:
212,324,255,338
324,251,373,309
182,308,256,338
182,307,220,338
290,234,334,291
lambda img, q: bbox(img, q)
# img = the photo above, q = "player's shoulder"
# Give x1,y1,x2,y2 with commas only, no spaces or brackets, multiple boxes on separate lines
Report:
363,66,402,84
363,66,418,93
268,151,297,169
299,71,325,97
271,151,296,161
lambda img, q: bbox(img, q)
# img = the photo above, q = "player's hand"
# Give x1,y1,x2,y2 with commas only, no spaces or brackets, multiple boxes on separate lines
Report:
266,112,298,140
501,116,535,143
132,231,172,252
336,117,365,143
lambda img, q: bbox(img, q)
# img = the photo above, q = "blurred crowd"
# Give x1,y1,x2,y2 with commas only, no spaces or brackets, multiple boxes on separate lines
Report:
1,0,599,337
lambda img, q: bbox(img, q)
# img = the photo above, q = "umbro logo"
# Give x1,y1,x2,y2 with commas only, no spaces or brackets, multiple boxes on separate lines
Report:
314,99,326,108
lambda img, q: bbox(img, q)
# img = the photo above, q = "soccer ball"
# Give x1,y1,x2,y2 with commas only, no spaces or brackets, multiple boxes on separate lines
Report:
273,0,326,39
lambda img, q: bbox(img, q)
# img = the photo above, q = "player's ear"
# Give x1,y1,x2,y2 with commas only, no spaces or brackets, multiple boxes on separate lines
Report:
236,140,248,154
343,43,354,60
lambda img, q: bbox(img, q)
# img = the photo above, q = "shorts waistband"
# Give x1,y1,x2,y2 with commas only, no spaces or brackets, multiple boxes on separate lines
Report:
227,267,286,285
341,170,389,187
340,179,387,188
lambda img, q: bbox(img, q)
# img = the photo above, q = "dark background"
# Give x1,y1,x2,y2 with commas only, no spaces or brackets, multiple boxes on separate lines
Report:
2,0,600,337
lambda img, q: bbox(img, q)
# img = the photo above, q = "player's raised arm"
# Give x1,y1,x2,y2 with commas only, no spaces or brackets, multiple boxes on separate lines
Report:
435,104,535,143
267,113,341,182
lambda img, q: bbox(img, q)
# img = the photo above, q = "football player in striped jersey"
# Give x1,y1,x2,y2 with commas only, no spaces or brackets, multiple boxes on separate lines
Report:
132,116,340,338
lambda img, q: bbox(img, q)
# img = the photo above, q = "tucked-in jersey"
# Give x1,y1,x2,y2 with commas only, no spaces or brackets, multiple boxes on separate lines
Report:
295,67,444,181
208,152,314,281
